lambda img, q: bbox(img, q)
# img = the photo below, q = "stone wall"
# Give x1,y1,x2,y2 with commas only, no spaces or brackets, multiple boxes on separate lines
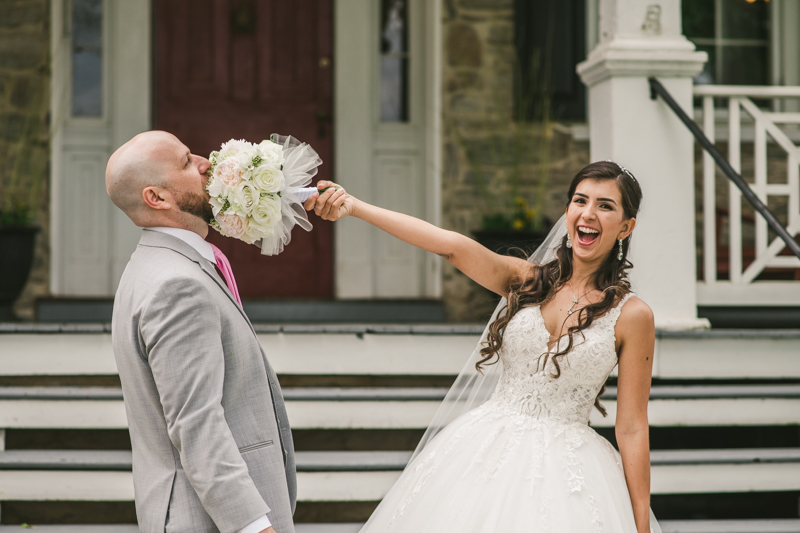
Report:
0,0,51,320
440,0,589,322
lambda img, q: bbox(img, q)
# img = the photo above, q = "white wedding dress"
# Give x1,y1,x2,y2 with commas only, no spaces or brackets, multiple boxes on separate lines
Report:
360,293,661,532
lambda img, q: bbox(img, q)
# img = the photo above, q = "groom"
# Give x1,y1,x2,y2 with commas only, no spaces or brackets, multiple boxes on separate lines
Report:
106,131,296,533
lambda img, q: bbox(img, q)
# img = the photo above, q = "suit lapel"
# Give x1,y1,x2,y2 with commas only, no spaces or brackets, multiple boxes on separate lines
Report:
138,229,258,337
197,260,259,336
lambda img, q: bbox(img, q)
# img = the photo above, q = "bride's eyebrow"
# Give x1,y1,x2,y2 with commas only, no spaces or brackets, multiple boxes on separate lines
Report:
574,192,618,205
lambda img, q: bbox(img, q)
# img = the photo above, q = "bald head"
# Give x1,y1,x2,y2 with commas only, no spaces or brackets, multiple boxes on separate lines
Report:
105,131,181,224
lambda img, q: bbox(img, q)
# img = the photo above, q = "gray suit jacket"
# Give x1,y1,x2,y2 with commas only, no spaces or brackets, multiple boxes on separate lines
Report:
112,229,296,533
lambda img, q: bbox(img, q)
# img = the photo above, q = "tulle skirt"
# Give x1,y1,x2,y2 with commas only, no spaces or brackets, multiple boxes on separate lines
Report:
359,401,661,533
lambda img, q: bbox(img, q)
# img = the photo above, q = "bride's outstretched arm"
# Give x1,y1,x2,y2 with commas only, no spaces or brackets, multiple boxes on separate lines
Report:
614,297,656,533
304,180,531,296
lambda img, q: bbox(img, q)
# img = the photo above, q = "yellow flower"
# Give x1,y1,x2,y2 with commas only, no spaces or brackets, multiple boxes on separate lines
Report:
512,219,525,230
525,209,535,220
515,197,527,209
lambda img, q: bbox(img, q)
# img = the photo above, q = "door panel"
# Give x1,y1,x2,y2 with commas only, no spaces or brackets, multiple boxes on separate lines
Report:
155,0,334,299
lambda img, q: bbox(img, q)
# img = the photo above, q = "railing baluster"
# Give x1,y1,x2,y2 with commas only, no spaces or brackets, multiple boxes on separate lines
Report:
703,95,717,283
729,98,743,285
754,117,768,260
790,154,800,231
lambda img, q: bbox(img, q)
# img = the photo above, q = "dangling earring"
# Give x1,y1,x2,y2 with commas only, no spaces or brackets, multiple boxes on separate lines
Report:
617,238,624,260
566,235,572,249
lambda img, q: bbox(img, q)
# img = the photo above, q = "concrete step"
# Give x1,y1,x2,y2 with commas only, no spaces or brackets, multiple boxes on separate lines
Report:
2,325,799,379
660,520,800,533
299,521,800,533
0,526,364,533
3,448,799,471
1,449,798,501
34,299,447,324
0,526,361,533
5,384,800,400
2,384,799,430
0,520,799,533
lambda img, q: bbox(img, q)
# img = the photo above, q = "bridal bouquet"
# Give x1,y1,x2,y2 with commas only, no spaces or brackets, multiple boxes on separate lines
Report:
206,135,323,256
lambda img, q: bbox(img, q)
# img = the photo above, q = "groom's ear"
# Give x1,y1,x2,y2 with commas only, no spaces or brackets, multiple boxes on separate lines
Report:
142,186,172,210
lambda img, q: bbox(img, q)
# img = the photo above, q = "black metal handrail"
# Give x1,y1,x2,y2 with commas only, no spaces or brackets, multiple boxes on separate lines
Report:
648,77,800,260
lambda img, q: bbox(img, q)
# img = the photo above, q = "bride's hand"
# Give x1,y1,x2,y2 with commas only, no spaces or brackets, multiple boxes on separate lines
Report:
304,180,355,221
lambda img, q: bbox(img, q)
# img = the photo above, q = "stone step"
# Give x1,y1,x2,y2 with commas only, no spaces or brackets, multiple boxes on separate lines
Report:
2,325,799,379
1,449,798,501
2,385,798,430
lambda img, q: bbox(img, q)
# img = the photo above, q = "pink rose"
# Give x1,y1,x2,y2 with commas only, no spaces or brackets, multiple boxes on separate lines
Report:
216,212,247,239
214,158,244,188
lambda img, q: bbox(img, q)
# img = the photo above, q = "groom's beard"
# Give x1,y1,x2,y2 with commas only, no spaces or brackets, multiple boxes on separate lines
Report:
173,190,215,224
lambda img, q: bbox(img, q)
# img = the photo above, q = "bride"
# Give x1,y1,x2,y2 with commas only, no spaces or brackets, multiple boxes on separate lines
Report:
305,161,660,533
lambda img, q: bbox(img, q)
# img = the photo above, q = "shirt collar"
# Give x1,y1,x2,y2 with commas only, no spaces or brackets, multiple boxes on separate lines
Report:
148,227,216,264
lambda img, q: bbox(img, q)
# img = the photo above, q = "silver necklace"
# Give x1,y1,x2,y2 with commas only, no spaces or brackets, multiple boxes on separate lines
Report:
567,280,594,316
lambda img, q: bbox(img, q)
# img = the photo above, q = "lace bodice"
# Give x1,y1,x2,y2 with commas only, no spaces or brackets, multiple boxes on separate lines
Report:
489,293,633,425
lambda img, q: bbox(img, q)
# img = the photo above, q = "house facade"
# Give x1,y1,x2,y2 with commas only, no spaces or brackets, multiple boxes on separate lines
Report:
3,0,799,322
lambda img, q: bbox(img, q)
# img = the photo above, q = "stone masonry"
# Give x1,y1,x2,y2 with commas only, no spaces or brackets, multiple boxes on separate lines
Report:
440,0,590,321
1,0,51,320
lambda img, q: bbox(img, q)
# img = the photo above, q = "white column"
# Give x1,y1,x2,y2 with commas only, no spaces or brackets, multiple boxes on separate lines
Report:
577,0,709,330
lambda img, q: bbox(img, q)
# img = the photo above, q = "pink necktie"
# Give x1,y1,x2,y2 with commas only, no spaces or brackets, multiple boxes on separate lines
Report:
208,243,242,306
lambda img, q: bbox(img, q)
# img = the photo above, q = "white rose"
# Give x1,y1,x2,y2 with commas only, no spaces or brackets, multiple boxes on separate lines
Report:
216,212,247,239
257,140,285,166
209,195,227,217
219,139,251,157
251,194,282,229
251,164,285,193
229,182,258,215
214,157,246,188
244,218,273,243
207,175,228,199
235,146,261,170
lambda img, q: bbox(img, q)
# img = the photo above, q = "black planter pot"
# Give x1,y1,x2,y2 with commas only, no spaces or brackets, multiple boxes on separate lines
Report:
472,229,551,258
0,227,39,321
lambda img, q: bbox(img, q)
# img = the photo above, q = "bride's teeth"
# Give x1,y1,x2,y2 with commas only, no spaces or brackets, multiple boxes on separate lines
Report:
579,227,599,234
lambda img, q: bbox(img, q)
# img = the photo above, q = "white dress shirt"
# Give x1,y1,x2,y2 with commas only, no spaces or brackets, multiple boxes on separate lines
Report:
149,227,217,264
149,227,272,532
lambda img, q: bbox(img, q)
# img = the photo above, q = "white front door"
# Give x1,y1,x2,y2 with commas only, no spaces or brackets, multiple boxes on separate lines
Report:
334,0,442,299
50,0,150,296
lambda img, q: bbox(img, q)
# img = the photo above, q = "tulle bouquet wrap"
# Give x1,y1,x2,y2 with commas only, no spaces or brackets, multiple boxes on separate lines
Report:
206,134,322,256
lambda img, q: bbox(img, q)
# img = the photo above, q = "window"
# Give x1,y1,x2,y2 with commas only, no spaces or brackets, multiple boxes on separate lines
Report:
515,0,587,121
380,0,409,122
683,0,771,86
71,0,103,117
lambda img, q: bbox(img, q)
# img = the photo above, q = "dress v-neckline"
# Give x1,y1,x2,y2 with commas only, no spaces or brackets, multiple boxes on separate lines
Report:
535,296,628,353
535,305,573,353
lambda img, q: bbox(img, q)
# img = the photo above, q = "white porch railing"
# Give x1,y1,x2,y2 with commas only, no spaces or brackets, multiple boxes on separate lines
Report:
695,85,800,306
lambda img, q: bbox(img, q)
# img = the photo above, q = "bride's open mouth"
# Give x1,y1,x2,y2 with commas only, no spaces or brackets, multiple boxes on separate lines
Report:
576,225,600,246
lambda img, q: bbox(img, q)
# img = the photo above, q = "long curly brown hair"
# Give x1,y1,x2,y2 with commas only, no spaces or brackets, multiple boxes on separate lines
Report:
477,161,643,416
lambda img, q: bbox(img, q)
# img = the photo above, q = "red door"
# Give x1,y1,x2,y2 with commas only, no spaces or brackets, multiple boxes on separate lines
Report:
155,0,334,299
